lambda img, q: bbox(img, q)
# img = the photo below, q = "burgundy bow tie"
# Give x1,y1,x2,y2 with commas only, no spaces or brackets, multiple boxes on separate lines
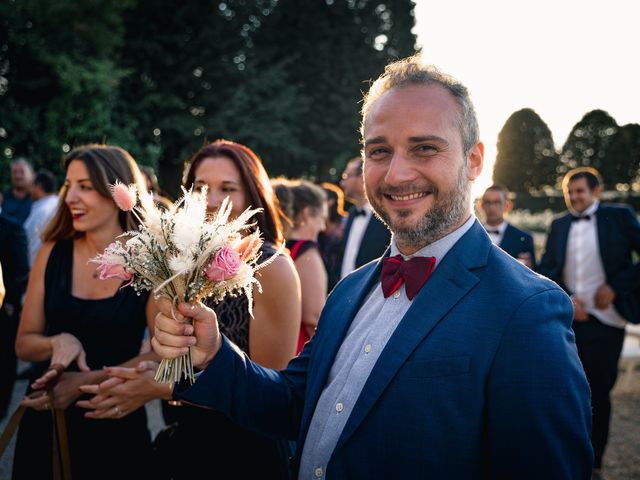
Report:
381,255,436,300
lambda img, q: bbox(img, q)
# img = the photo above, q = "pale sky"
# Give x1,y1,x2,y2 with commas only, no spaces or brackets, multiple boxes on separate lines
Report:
413,0,640,198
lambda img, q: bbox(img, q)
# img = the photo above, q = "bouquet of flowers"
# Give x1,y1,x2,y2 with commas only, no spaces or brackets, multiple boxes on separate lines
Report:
91,181,271,384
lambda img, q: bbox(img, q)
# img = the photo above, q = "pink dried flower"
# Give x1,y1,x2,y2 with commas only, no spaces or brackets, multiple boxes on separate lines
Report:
234,234,263,261
205,245,241,281
97,263,133,283
110,181,137,212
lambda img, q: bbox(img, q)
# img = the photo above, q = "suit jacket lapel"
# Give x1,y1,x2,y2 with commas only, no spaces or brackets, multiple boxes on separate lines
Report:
334,221,489,451
556,214,572,270
595,206,611,274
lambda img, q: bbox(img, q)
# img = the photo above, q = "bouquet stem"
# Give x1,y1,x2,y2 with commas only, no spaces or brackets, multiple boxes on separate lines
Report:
154,347,195,384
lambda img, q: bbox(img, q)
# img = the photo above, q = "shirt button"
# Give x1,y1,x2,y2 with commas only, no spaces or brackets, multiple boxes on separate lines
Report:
314,467,323,478
335,402,344,412
364,344,372,353
393,291,401,299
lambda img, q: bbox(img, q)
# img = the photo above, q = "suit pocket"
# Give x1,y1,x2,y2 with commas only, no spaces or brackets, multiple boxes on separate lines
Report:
398,355,471,378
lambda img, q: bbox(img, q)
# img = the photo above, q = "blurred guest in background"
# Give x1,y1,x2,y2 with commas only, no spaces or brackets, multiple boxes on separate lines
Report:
539,166,640,478
1,158,34,225
273,177,328,354
0,208,29,421
317,182,347,292
336,156,390,281
24,169,59,267
478,184,536,269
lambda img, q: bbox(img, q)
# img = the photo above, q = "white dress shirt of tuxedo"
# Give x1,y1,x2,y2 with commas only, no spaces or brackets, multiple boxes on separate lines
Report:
484,220,507,246
299,215,476,480
563,201,625,329
340,203,373,279
23,194,59,266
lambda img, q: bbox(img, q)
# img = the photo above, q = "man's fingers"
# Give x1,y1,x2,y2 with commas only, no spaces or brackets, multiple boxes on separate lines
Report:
177,301,216,325
151,336,190,359
155,296,185,322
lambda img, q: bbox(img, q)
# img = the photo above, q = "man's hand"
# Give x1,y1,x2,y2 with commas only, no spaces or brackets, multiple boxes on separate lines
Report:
516,252,533,269
150,297,222,370
572,297,589,322
594,284,616,309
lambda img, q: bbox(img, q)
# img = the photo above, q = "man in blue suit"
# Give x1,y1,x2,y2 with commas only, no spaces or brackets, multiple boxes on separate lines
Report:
153,56,593,479
479,184,537,269
539,167,640,478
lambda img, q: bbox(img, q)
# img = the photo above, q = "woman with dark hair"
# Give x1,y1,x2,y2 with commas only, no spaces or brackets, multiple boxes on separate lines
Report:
12,144,160,479
78,139,301,479
272,177,328,354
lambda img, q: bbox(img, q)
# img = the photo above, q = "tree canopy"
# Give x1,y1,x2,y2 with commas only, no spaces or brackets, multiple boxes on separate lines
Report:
0,0,418,197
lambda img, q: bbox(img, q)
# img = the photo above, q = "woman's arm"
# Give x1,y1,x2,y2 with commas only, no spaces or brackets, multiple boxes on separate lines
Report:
249,254,301,369
295,247,327,339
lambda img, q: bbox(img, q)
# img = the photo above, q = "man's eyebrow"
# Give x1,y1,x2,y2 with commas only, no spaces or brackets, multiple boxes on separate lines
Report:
364,135,449,146
407,135,448,144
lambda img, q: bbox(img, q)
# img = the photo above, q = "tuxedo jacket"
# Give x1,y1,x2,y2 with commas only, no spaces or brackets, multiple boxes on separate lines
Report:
499,222,537,270
334,206,391,278
538,203,640,324
177,221,592,479
0,213,29,317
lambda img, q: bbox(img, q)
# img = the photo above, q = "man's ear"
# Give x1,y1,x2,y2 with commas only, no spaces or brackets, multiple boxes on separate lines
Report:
466,142,484,181
505,199,513,214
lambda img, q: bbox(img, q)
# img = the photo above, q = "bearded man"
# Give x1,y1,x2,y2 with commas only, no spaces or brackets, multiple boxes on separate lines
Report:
153,55,594,479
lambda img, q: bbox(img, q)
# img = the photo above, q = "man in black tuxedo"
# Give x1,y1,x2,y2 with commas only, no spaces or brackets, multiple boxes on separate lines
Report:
539,167,640,477
0,210,30,420
479,184,536,269
335,157,391,286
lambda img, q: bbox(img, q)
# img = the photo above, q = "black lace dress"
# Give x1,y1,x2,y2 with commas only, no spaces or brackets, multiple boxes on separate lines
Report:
12,239,156,480
156,242,292,480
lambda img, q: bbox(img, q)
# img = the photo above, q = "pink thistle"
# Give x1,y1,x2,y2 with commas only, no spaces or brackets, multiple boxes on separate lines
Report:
205,246,242,281
110,181,137,212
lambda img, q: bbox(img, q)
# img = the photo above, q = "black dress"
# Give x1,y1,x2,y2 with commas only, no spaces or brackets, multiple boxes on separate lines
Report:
12,239,156,480
156,242,292,480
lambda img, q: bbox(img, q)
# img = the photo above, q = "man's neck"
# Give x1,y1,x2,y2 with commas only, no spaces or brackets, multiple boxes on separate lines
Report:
11,187,30,200
485,218,504,227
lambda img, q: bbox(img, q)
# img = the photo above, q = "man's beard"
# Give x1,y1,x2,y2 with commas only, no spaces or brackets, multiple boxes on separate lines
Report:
368,164,470,250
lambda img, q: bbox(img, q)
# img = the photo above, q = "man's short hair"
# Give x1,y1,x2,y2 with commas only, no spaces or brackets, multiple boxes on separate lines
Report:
360,54,480,156
34,169,58,194
483,184,509,202
562,167,601,192
348,157,363,175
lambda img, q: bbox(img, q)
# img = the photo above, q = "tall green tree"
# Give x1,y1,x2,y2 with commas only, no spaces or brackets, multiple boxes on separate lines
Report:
0,0,133,185
559,109,618,188
247,0,417,181
493,108,558,193
605,123,640,190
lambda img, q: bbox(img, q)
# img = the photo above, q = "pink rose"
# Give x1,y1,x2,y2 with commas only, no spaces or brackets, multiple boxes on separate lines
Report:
97,263,133,282
205,246,241,281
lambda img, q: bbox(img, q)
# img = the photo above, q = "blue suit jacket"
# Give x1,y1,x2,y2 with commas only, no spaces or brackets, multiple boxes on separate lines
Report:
499,222,537,270
538,203,640,324
178,221,593,479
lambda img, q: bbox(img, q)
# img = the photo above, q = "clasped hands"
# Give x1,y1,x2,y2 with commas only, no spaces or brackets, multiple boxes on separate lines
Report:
76,298,221,419
572,284,616,322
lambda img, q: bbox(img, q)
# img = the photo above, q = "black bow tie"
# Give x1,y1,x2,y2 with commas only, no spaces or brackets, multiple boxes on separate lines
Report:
486,229,500,235
353,208,366,217
572,215,591,222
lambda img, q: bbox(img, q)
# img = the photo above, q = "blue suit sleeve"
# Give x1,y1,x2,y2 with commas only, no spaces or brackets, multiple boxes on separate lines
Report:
486,287,593,479
175,334,309,440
